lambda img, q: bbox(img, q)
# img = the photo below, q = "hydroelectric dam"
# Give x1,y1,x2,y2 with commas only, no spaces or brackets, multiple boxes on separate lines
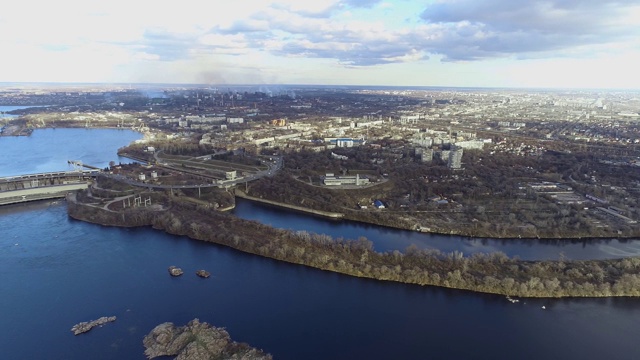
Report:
0,169,99,206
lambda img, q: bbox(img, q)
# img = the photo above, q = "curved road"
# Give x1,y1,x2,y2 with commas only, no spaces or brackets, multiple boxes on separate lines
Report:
102,155,283,190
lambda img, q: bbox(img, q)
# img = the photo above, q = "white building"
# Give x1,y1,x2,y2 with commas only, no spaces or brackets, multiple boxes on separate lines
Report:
324,173,370,186
448,147,463,169
225,171,237,180
421,149,434,162
412,138,433,147
338,139,353,147
455,140,485,150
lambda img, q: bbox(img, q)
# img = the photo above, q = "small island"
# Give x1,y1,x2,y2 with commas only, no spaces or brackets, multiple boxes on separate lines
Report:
168,266,184,276
70,316,117,335
143,318,272,360
196,269,211,278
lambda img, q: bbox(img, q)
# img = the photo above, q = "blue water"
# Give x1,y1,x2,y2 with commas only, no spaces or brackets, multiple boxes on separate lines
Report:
2,202,640,360
0,105,47,112
0,128,141,177
2,128,640,359
232,199,640,261
0,105,48,119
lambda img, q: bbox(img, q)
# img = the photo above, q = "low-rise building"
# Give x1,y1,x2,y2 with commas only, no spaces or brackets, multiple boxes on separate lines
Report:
323,173,370,186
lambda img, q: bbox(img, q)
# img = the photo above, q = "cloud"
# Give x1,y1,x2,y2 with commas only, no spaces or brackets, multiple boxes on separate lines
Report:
217,19,271,35
205,0,640,68
138,30,199,61
268,0,384,18
3,0,639,87
276,39,418,66
270,1,340,18
215,6,431,66
418,0,640,60
341,0,384,8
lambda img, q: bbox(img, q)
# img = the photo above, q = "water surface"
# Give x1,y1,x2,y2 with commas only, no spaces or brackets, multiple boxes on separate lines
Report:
233,199,640,260
2,128,640,359
0,128,141,177
1,202,639,360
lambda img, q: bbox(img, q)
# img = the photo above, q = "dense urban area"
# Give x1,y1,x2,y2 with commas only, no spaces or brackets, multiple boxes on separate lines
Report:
3,83,640,298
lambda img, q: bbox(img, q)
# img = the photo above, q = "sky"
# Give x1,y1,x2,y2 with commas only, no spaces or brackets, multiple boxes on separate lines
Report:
1,0,639,89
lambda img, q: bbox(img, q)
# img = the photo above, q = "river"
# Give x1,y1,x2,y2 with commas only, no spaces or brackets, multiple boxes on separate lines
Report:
0,105,49,119
232,199,640,261
1,128,640,359
0,128,141,177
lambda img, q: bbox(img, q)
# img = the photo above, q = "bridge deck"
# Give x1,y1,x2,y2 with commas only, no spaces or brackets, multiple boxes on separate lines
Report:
0,169,100,183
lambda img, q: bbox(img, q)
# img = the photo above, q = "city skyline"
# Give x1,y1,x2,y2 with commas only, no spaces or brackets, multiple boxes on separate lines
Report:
2,0,639,89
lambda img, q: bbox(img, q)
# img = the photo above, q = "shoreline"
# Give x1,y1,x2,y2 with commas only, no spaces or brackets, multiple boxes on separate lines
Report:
66,190,640,299
234,190,344,219
235,194,640,242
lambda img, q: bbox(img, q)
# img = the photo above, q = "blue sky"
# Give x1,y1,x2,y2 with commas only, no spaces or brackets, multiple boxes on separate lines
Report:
2,0,639,88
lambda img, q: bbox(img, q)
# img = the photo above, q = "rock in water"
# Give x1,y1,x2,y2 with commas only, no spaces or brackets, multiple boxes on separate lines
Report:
143,318,272,360
196,270,211,278
168,266,184,276
71,316,117,335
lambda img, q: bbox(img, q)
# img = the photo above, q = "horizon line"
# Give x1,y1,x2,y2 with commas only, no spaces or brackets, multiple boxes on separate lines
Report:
0,81,638,92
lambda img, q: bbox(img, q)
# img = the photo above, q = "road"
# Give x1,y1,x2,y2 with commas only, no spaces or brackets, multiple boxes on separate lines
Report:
102,155,283,190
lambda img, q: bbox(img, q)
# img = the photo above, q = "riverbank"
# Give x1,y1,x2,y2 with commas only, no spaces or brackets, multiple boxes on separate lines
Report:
247,168,640,239
235,189,344,219
0,123,33,136
236,192,636,244
66,187,640,298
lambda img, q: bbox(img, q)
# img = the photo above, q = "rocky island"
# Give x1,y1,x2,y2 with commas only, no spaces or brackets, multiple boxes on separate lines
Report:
143,318,272,360
168,266,184,276
196,269,211,278
70,316,117,335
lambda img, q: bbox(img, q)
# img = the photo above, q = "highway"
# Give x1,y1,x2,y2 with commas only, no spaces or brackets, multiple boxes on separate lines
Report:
100,155,283,190
0,155,283,206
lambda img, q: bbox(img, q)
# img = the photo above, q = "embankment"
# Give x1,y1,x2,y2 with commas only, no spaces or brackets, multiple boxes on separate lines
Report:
235,190,343,219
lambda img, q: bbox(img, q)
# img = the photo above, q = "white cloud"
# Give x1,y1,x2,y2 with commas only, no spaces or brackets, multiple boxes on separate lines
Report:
0,0,638,88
